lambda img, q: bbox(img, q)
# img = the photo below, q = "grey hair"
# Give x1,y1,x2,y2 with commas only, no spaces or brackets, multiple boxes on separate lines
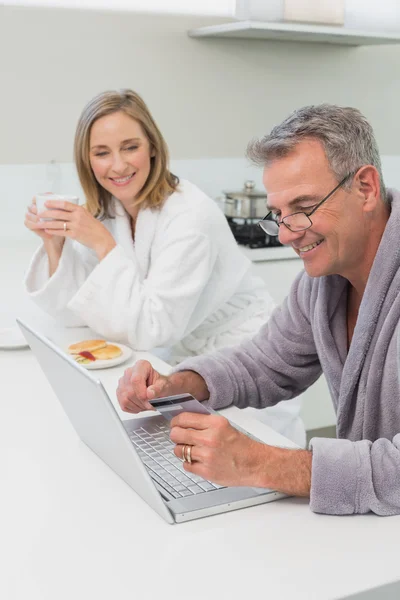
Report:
247,104,387,203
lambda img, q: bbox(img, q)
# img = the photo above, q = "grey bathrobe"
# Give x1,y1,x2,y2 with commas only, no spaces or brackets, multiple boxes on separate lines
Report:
175,189,400,516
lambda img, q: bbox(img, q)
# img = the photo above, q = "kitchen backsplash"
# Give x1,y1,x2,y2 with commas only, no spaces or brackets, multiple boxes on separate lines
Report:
2,155,400,242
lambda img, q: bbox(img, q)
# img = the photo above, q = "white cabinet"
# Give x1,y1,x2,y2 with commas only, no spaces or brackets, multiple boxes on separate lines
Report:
240,246,337,432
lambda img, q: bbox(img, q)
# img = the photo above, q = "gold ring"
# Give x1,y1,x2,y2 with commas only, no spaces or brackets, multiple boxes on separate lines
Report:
186,445,192,464
63,222,67,232
182,445,187,462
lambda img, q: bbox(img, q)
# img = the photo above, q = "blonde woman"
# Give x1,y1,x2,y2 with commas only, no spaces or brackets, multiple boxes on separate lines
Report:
24,89,305,446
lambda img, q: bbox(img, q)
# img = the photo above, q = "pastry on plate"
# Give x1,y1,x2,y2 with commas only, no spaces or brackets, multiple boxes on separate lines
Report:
92,344,122,361
68,340,123,364
68,339,107,355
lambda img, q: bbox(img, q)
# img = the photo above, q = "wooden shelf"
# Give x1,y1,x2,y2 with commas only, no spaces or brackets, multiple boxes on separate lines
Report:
188,20,400,46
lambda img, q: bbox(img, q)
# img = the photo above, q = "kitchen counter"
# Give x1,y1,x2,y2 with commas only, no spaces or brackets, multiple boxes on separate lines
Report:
239,244,300,262
2,318,400,600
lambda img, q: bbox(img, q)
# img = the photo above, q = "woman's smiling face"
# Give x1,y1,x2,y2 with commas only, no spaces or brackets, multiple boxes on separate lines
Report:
89,110,153,214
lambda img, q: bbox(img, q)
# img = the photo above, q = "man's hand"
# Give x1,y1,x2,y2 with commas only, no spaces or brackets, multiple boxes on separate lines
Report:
116,360,210,413
171,412,267,487
170,412,312,496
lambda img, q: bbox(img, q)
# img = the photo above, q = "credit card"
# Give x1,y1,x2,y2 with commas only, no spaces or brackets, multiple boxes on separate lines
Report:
149,394,211,422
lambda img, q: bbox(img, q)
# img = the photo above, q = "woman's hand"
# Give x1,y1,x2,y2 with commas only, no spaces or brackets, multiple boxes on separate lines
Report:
24,199,56,242
170,412,268,488
34,199,117,260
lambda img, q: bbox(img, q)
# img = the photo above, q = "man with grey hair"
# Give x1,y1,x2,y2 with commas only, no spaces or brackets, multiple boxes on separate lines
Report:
116,104,400,516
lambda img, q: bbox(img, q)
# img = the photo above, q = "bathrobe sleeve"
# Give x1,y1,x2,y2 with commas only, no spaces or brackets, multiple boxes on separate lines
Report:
24,239,99,326
174,270,322,410
309,434,400,516
65,227,217,350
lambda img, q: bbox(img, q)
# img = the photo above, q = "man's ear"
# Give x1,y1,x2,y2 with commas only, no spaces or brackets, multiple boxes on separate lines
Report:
354,165,381,212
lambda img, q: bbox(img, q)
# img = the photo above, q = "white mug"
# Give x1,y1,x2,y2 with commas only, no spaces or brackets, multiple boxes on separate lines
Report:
35,193,79,221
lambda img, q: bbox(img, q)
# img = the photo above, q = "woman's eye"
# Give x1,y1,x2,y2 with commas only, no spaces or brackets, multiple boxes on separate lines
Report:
95,152,108,157
124,146,138,151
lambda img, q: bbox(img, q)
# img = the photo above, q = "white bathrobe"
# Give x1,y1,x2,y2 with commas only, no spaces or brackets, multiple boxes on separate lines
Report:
25,179,305,445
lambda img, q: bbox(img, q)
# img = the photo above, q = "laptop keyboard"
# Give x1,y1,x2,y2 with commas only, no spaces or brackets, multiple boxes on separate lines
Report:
127,420,225,499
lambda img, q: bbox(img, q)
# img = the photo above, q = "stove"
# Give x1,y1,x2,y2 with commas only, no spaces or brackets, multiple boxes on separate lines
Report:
226,216,282,249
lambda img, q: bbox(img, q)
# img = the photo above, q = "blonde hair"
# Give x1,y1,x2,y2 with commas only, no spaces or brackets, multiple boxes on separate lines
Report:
74,89,179,219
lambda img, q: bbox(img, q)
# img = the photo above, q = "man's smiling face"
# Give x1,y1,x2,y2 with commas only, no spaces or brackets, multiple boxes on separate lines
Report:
263,139,367,279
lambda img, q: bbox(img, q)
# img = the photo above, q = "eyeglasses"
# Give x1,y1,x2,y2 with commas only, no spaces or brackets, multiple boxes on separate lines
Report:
258,173,353,237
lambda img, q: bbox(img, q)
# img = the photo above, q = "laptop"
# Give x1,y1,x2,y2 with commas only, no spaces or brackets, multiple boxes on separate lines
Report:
18,319,287,524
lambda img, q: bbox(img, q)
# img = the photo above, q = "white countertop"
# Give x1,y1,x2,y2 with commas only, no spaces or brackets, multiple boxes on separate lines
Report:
2,338,400,600
2,242,400,600
239,244,300,262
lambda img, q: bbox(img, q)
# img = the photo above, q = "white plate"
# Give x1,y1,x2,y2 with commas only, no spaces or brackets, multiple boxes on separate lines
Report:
71,342,133,370
0,326,29,350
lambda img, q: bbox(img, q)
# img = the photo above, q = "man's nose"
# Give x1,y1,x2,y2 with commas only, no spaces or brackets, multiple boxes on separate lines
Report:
278,224,305,246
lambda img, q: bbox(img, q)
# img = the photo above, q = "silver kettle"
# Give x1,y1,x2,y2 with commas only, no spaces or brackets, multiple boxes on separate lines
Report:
223,180,267,219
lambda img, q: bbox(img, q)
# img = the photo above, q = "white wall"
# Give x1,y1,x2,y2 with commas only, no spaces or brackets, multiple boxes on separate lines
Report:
2,5,400,165
2,4,400,242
